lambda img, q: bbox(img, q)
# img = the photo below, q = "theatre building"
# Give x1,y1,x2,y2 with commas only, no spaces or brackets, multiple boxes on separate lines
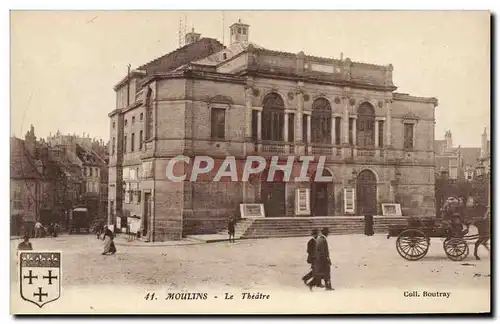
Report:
108,20,438,241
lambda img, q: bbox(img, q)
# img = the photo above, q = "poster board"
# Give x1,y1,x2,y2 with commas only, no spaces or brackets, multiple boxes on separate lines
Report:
240,204,265,218
343,187,356,214
381,203,402,216
295,188,311,215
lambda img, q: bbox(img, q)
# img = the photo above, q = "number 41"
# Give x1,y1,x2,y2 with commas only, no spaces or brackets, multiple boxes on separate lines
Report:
144,292,156,301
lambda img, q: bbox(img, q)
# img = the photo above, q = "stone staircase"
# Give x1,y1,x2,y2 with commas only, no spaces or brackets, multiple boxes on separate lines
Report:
239,216,408,239
186,218,256,243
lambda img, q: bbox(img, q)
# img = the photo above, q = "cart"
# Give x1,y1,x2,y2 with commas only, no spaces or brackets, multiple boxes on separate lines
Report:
387,217,479,261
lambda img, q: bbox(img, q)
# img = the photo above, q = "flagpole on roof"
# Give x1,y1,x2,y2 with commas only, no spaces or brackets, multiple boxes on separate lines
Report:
222,10,225,46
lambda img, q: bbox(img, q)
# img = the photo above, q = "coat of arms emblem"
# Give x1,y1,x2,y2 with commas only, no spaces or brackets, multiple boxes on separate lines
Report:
19,252,61,308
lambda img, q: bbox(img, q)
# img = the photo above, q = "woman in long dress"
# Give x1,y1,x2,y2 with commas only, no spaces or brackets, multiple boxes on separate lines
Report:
102,226,117,255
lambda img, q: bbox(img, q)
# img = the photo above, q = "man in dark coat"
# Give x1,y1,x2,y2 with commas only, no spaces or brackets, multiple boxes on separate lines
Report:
309,227,333,291
228,217,236,243
18,236,33,250
302,229,319,285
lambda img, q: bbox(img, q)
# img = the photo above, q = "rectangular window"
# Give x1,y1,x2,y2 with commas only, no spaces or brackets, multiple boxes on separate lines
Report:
13,184,22,209
378,121,384,147
112,137,116,155
124,188,129,204
139,130,143,149
124,135,127,153
335,117,341,145
302,115,308,143
131,133,135,152
146,107,153,140
252,110,258,141
404,123,414,149
211,108,226,139
137,191,142,204
348,118,353,145
288,113,294,142
90,167,93,177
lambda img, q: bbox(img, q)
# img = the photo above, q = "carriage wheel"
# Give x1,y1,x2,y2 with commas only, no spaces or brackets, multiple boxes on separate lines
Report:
444,238,469,261
396,229,430,261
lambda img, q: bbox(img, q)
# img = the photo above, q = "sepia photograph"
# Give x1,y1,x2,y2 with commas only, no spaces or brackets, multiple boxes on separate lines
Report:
9,9,491,315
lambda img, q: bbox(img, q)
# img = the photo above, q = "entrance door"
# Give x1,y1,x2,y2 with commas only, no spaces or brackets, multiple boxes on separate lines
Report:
356,170,377,215
262,183,286,217
143,193,151,236
261,170,286,217
312,183,328,216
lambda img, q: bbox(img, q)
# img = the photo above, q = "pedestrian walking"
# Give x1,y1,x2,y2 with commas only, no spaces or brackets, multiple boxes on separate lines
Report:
309,227,333,291
228,216,236,243
34,221,43,238
53,223,60,237
18,235,33,251
95,221,103,239
48,223,54,237
302,229,323,287
102,226,117,255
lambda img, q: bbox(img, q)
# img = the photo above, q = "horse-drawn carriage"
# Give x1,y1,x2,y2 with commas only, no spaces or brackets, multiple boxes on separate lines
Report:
387,197,490,262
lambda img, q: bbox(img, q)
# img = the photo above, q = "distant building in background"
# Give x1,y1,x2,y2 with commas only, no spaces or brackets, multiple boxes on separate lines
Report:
47,131,109,222
477,127,491,176
10,126,47,236
434,130,483,181
10,127,110,236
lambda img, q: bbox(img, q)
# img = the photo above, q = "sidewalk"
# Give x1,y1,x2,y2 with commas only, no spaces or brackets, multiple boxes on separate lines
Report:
113,234,202,247
185,234,242,243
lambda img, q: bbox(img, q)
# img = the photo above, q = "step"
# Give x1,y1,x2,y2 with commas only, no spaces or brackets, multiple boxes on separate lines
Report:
240,216,407,239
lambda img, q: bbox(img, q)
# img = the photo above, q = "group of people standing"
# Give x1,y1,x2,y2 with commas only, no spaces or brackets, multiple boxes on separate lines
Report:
302,227,333,291
33,221,60,238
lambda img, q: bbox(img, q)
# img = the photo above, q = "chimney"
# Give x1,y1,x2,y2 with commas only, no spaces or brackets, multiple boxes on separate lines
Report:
229,19,249,45
481,127,488,158
185,27,201,45
24,124,37,158
445,130,452,149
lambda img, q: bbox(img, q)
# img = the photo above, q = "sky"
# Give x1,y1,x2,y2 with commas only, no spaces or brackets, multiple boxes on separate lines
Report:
10,10,490,147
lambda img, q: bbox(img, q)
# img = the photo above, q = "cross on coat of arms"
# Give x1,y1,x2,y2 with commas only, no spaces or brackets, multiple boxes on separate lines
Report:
19,252,61,308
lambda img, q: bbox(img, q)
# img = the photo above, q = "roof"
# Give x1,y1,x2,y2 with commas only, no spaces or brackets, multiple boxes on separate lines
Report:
114,38,225,90
459,147,481,167
75,144,106,166
10,137,42,179
193,41,265,66
137,38,225,76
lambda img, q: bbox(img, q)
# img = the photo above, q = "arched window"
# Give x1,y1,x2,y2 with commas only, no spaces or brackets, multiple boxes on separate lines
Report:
357,102,375,147
262,93,285,142
311,98,332,144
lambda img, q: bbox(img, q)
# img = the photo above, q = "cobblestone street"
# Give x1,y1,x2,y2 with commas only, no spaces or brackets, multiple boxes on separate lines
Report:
11,233,491,291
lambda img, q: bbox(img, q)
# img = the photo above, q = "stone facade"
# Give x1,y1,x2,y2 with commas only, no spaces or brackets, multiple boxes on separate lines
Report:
109,21,438,241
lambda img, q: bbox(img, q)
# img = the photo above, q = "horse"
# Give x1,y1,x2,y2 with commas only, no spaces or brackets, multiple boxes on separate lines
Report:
473,213,490,260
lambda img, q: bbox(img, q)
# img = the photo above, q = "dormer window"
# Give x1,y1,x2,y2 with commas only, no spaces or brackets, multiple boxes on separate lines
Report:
223,53,227,60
